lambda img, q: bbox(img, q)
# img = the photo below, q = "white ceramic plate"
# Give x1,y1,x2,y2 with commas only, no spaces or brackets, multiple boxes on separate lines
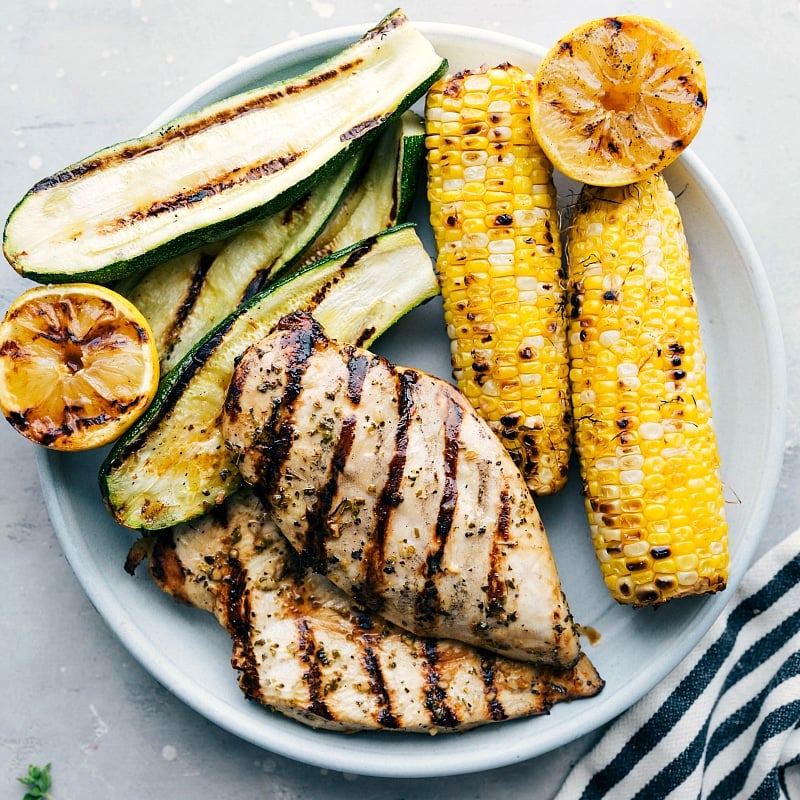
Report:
37,22,787,779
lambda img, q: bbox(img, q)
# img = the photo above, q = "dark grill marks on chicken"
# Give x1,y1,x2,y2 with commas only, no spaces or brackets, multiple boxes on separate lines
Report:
297,618,334,721
362,644,400,729
486,488,513,618
345,350,372,403
358,369,415,610
416,397,463,625
232,314,324,502
421,640,460,729
480,657,508,722
145,535,191,604
303,414,356,572
220,557,262,701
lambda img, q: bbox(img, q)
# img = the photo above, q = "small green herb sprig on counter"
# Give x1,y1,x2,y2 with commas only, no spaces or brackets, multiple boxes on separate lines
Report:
17,763,54,800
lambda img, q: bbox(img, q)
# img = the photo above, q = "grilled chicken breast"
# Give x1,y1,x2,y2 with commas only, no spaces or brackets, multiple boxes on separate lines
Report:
145,487,603,732
222,311,581,667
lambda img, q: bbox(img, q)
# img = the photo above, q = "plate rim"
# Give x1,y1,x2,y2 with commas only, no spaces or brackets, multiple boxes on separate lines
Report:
35,19,788,779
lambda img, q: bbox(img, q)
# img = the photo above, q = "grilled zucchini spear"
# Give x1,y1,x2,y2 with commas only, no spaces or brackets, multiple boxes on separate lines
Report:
424,63,572,495
565,173,729,606
3,9,446,284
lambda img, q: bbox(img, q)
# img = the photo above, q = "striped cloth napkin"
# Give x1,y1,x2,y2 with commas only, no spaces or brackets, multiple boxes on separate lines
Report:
555,526,800,800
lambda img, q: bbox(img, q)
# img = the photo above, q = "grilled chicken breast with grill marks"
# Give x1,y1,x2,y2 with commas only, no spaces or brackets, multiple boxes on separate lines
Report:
222,311,582,667
145,487,603,732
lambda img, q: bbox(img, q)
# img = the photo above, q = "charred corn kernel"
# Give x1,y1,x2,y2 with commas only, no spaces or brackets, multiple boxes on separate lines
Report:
425,63,571,495
566,173,729,606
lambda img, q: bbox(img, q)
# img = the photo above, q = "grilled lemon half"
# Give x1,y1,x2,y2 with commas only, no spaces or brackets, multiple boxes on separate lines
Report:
532,15,707,187
0,283,159,450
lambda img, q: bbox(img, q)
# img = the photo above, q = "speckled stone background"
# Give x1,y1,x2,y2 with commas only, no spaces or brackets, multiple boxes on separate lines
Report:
1,1,798,797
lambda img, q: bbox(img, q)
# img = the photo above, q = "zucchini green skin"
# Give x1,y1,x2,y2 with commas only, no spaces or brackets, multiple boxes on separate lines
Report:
3,10,447,284
99,224,439,530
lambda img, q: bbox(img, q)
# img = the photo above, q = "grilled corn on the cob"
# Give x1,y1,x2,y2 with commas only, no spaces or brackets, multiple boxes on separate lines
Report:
565,173,729,606
425,63,571,495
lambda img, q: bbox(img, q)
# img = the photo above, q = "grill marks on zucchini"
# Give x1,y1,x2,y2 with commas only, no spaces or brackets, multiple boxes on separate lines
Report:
103,310,236,473
295,111,423,271
4,9,447,284
341,116,385,143
30,62,365,197
121,152,304,229
362,7,404,40
167,251,216,355
32,131,307,234
29,161,98,193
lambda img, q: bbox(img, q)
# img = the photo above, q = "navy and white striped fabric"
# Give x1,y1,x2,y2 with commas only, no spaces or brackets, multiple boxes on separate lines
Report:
556,527,800,800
